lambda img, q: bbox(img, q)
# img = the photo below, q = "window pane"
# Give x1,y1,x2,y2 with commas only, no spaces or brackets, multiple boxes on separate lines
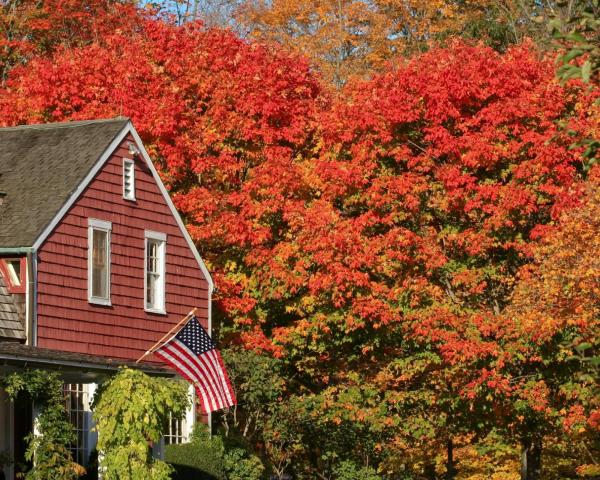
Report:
147,242,157,273
147,273,155,307
7,260,21,286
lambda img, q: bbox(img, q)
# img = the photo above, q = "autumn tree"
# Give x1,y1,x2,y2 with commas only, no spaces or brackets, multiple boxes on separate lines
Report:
0,4,598,477
0,0,143,82
228,0,595,85
266,41,593,477
497,169,600,479
232,0,507,85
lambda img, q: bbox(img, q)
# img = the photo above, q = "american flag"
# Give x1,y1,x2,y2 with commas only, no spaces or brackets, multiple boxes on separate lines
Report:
153,316,236,413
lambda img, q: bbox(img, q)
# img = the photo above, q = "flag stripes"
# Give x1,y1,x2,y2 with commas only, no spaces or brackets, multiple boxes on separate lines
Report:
152,315,236,413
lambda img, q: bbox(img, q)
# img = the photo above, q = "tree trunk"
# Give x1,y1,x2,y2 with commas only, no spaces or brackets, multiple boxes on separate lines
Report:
520,436,542,480
445,438,456,480
424,461,437,480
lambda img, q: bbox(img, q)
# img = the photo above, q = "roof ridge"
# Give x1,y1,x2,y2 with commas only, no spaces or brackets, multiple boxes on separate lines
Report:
0,117,130,132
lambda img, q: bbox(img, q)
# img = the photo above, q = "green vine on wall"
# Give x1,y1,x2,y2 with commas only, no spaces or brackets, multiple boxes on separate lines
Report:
2,369,85,480
91,367,189,480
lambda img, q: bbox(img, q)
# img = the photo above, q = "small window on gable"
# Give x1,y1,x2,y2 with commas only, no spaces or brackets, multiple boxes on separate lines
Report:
0,257,26,293
145,230,166,314
123,159,135,201
88,219,111,305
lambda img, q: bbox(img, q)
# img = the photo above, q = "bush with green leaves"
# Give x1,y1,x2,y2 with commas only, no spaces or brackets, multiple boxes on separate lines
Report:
166,423,264,480
166,424,225,479
223,447,264,480
2,369,85,480
92,367,189,480
333,460,382,480
218,346,285,439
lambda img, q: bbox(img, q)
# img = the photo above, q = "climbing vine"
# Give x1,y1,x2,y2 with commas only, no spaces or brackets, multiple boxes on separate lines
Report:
2,369,85,480
91,367,189,480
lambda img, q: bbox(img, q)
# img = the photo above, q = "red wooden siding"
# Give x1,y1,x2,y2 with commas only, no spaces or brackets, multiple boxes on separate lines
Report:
36,134,209,362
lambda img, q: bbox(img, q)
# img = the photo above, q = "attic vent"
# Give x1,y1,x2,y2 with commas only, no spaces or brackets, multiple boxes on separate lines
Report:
123,159,135,201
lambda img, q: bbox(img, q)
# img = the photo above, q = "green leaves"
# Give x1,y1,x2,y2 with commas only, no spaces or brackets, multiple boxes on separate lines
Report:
553,0,600,85
1,369,84,480
92,368,189,480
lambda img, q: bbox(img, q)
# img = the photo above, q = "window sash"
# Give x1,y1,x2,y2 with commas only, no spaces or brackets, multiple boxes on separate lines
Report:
145,231,166,313
63,383,89,466
88,219,111,305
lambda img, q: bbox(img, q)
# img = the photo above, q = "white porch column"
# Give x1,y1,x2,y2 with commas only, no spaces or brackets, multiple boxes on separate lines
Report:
184,383,196,442
85,383,98,462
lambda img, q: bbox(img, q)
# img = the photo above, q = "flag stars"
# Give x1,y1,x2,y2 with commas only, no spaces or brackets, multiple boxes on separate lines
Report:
154,315,236,414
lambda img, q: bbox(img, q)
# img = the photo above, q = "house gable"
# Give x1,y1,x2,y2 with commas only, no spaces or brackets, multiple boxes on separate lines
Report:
34,125,212,362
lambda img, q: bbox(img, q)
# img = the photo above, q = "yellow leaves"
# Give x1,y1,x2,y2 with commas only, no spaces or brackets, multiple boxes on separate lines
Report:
577,463,600,476
507,173,600,345
236,0,496,84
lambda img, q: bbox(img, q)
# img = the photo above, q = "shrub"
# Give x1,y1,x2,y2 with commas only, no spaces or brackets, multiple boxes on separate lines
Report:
165,425,225,480
333,460,382,480
166,424,265,480
223,447,264,480
1,369,85,480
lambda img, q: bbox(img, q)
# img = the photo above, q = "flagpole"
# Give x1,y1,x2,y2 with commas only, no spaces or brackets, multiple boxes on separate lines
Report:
136,308,197,363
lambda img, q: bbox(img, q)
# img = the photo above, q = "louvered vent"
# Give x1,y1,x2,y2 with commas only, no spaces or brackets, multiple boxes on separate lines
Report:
123,159,135,200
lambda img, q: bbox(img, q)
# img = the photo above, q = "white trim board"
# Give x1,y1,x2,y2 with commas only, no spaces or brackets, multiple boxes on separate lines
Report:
128,125,214,294
31,121,214,314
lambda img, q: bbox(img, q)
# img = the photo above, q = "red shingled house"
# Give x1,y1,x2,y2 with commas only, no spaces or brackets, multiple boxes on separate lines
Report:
0,119,213,478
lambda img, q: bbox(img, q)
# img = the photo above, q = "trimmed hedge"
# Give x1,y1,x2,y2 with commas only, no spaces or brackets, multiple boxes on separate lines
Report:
165,425,265,480
165,432,225,480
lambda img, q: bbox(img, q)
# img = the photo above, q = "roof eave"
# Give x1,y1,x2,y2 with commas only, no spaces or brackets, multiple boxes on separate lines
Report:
0,349,174,378
0,247,34,254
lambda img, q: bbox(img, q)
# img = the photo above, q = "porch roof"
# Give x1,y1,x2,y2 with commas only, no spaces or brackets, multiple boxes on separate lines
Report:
0,342,173,380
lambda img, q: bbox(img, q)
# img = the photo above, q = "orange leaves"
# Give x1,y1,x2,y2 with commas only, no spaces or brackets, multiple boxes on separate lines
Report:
508,171,600,344
237,0,499,85
2,13,600,471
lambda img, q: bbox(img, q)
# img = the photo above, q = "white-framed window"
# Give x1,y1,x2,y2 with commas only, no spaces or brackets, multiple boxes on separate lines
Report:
88,219,111,305
123,158,136,201
63,383,90,466
0,257,26,293
164,413,187,445
144,230,166,314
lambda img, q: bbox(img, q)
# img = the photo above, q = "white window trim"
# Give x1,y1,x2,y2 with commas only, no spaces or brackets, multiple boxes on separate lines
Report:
123,158,136,201
88,218,112,306
144,230,167,314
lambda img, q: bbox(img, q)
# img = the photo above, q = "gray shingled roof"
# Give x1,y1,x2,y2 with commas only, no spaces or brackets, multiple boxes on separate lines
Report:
0,275,25,339
0,342,173,377
0,119,129,248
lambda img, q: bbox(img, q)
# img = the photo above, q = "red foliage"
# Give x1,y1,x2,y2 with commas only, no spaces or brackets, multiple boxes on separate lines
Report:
1,10,597,454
